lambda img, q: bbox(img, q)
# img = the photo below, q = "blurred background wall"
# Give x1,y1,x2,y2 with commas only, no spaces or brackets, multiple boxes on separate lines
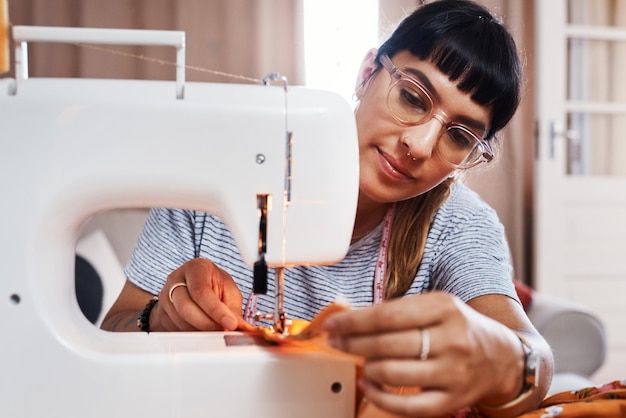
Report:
5,0,535,283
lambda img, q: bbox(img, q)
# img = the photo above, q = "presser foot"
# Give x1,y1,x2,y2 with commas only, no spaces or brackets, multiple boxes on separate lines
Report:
253,311,292,336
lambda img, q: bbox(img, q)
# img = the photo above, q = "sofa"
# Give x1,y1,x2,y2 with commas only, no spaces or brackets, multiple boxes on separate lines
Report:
525,290,607,394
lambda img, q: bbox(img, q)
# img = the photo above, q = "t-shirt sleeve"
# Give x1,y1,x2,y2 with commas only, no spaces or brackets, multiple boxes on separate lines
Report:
124,208,197,295
429,197,519,304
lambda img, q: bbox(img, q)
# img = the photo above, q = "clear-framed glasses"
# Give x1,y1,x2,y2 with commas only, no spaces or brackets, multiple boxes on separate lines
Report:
379,54,494,169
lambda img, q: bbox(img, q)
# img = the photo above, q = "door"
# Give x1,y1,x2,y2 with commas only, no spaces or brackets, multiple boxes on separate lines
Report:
535,0,626,383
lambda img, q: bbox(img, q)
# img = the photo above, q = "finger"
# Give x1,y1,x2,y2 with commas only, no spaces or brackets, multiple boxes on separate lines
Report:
160,265,207,330
165,283,225,331
152,293,199,332
161,308,198,332
359,379,461,418
181,260,242,331
237,321,255,332
170,282,236,331
218,272,244,317
362,357,481,411
330,328,426,359
324,292,455,335
188,282,240,330
157,309,183,331
361,358,450,389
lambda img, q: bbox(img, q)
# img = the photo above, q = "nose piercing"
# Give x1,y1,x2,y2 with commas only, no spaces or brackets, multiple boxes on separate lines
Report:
407,151,417,161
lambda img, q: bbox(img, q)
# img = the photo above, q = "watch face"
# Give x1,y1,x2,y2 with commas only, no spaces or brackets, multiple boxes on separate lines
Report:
524,347,539,390
529,351,540,387
528,351,538,370
519,335,539,392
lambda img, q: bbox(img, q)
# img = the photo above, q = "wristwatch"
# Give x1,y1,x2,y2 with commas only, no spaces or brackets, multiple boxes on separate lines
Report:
477,332,539,412
519,333,540,394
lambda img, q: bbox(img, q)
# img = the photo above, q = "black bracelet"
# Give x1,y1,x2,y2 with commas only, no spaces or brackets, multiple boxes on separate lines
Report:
137,296,159,333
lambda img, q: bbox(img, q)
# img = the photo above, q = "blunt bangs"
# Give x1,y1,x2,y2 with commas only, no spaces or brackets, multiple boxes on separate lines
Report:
377,0,522,139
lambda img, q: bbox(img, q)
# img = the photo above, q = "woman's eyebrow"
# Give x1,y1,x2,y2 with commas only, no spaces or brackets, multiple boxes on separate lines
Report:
403,67,440,100
455,115,488,133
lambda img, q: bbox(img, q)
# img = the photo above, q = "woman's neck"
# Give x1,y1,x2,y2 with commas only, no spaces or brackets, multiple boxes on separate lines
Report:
351,195,392,244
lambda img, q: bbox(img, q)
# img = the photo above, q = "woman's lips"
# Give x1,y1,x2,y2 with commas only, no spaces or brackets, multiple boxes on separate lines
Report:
377,148,414,181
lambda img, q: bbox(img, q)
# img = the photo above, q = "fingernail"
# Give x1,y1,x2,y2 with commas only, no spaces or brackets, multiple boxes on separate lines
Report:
222,316,237,331
357,378,369,391
323,318,336,332
327,336,340,350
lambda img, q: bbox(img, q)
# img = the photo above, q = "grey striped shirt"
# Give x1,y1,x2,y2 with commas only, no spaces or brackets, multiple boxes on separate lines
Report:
126,182,518,321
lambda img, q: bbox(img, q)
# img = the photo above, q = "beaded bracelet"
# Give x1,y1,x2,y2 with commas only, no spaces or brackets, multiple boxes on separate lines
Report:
137,296,159,333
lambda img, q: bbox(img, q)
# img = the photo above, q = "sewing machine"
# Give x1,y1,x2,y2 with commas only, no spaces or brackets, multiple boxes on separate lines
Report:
0,26,359,417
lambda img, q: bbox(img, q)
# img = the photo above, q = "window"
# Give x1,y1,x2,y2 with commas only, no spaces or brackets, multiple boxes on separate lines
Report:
303,0,379,107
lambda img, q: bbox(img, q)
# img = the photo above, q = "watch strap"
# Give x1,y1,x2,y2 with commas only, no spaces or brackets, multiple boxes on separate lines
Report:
476,331,539,413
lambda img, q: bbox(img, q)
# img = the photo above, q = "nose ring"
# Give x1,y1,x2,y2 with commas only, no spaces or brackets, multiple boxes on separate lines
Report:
407,151,417,161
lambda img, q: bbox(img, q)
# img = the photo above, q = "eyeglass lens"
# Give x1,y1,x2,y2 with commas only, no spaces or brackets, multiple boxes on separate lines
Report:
388,78,486,168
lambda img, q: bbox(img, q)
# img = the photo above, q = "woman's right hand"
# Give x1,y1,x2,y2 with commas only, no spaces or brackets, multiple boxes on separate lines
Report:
151,258,245,331
101,258,245,332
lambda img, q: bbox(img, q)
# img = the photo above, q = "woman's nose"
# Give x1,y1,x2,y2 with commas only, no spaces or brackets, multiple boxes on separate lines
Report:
401,119,443,160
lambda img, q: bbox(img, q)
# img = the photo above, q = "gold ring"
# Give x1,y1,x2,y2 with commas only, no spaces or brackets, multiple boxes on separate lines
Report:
420,329,430,361
168,282,187,303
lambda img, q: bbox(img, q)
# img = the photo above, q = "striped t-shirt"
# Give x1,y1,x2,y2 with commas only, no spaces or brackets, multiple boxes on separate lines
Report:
125,182,518,321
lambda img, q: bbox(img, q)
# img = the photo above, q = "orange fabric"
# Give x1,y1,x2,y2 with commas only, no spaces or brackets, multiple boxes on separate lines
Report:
238,302,353,344
357,380,626,417
0,0,9,74
516,380,626,418
240,305,626,418
447,380,626,417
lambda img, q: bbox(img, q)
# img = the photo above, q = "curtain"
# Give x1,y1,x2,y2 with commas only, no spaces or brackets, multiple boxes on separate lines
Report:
6,0,304,84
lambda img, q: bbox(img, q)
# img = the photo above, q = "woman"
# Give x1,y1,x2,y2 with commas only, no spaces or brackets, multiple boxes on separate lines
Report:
102,1,554,416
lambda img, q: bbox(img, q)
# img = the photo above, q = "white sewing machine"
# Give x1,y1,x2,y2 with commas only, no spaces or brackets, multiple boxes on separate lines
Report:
0,26,359,417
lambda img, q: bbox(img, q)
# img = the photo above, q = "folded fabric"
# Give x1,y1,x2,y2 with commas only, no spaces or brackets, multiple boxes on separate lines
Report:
445,380,626,418
239,306,625,418
515,379,626,418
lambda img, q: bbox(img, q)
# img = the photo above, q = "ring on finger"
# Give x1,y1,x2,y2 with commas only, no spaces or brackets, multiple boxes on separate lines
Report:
168,282,187,303
420,328,430,361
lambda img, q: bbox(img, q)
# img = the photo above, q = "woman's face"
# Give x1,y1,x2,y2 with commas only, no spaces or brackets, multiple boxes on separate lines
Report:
354,50,492,204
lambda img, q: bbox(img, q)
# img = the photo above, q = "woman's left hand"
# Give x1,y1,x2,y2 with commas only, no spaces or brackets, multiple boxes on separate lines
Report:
323,291,528,417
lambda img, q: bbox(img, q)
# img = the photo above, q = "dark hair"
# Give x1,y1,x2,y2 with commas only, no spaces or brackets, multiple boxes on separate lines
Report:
376,0,522,140
381,1,522,299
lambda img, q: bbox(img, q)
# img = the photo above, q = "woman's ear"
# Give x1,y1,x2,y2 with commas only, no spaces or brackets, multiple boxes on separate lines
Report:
354,48,378,100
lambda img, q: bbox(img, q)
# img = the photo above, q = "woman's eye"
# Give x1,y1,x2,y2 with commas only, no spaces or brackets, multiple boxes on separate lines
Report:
447,129,475,149
399,88,428,113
